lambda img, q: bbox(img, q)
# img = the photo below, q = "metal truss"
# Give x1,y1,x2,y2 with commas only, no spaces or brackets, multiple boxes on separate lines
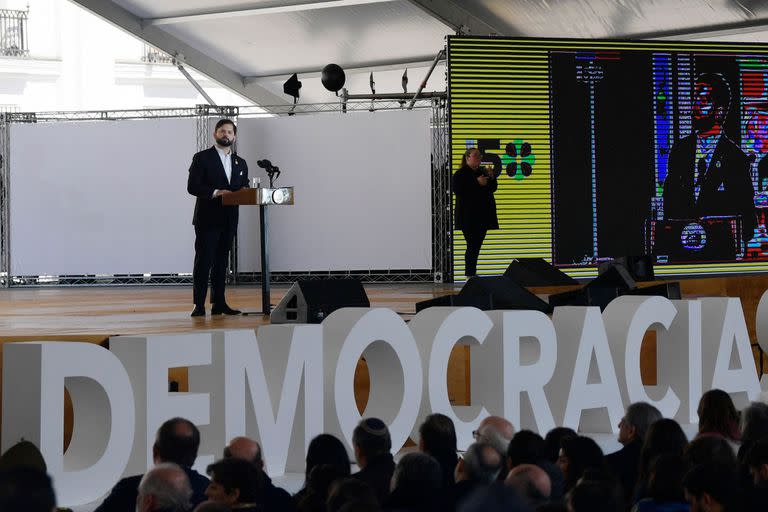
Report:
0,114,9,287
430,96,451,283
10,274,193,286
1,97,450,287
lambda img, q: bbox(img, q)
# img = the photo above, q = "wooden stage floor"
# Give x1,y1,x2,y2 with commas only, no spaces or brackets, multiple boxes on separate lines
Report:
0,283,461,339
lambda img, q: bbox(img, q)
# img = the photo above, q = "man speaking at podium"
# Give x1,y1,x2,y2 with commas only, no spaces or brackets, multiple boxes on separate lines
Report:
187,119,249,317
663,72,756,246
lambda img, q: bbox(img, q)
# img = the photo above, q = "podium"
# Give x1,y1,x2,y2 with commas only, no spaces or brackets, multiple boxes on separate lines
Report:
223,187,294,315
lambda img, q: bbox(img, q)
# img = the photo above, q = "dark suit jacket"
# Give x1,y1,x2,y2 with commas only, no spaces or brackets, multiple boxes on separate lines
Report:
187,146,249,228
453,165,499,231
353,453,396,505
663,133,756,244
605,438,642,506
93,466,209,512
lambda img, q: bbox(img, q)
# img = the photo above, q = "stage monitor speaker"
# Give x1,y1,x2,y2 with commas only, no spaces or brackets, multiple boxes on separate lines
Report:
503,257,578,286
599,255,655,282
624,282,681,300
414,294,494,313
459,275,552,314
587,264,636,291
548,286,623,311
271,279,370,324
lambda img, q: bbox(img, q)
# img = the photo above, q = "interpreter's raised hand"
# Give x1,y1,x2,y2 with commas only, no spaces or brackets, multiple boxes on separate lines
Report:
477,175,489,186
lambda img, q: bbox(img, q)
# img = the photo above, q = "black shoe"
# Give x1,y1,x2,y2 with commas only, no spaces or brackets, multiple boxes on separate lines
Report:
211,304,241,315
191,305,206,317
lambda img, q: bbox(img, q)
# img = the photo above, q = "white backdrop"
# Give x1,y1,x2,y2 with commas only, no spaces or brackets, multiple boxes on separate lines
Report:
236,110,432,271
8,110,432,276
10,118,198,276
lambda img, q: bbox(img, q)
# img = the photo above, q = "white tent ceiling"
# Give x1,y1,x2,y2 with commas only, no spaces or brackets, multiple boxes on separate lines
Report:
70,0,768,106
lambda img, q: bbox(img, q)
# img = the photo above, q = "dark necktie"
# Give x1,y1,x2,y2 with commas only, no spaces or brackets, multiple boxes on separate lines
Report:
696,157,707,187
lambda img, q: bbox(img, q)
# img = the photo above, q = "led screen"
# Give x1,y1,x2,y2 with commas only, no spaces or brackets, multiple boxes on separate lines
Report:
449,36,768,280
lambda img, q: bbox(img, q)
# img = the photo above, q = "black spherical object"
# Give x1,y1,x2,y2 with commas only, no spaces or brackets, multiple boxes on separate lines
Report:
321,64,346,92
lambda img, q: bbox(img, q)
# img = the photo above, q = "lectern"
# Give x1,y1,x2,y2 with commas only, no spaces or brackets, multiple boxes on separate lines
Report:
223,186,294,314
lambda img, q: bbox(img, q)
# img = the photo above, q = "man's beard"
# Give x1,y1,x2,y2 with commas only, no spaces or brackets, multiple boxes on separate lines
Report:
216,137,233,147
693,113,717,134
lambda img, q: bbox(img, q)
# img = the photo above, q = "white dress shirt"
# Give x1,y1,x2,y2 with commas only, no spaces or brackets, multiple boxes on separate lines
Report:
213,145,232,198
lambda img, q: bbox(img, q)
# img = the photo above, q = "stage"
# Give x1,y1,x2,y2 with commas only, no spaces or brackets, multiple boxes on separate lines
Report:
0,283,461,339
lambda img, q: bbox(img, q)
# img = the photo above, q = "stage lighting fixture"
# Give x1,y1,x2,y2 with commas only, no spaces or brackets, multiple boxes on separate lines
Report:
321,63,346,93
369,72,376,94
283,73,302,102
402,69,408,93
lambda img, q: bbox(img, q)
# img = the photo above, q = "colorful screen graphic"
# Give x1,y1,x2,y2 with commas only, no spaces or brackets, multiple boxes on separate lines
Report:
448,37,768,280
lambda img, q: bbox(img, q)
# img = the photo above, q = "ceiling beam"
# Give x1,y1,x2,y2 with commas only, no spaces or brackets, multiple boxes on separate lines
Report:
145,0,395,26
69,0,289,107
405,0,511,36
622,16,768,40
244,55,443,84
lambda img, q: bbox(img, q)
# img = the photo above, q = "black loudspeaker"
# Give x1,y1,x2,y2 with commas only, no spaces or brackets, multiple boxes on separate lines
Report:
549,265,636,311
598,255,655,282
625,282,682,300
548,286,623,311
587,264,636,291
415,294,494,313
271,279,370,324
503,258,578,286
459,276,552,314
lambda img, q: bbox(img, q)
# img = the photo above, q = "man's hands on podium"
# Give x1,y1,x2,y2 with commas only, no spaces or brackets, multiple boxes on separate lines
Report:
213,189,234,198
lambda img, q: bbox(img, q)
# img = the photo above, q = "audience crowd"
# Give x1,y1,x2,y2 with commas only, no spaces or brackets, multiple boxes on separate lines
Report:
3,388,768,512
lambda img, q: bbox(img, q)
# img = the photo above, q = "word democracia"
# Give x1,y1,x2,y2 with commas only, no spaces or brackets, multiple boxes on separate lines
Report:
3,295,768,506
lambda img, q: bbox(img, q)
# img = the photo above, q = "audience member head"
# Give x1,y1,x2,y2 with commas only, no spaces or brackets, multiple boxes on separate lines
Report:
326,478,379,512
0,440,47,472
205,458,263,507
351,418,391,468
457,483,532,512
638,418,689,486
0,467,56,512
223,436,262,469
193,501,232,512
137,462,192,512
389,452,442,506
297,463,349,512
685,436,737,468
507,430,545,470
475,416,516,460
567,480,620,512
619,402,662,445
740,401,768,446
505,463,551,507
558,435,605,492
647,454,688,503
746,437,768,487
456,442,503,484
419,413,458,455
153,417,201,467
683,462,737,512
697,389,740,441
418,413,458,487
544,427,576,464
304,433,351,484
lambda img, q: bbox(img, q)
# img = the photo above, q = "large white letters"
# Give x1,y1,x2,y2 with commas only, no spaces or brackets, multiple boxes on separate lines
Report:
408,307,492,450
4,294,767,508
550,307,623,432
323,308,422,453
603,296,680,418
1,342,134,506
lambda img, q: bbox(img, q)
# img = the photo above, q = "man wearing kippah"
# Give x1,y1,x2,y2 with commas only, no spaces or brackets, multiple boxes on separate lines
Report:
351,417,395,504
